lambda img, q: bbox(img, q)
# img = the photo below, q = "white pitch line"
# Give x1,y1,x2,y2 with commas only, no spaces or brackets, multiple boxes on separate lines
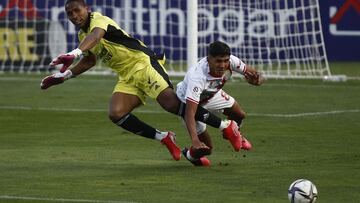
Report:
249,109,360,118
0,105,359,118
0,195,140,203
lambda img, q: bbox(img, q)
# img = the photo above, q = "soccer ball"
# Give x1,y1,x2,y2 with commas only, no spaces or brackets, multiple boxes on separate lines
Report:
288,179,318,203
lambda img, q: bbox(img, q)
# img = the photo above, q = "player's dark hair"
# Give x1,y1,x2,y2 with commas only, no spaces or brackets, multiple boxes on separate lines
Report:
208,41,231,57
65,0,87,6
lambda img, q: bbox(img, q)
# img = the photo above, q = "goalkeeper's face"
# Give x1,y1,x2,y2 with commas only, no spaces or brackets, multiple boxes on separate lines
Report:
65,1,89,29
207,55,230,77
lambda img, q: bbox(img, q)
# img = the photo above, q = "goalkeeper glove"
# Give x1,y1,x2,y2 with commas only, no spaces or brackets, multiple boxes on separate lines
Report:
50,48,82,73
40,69,73,90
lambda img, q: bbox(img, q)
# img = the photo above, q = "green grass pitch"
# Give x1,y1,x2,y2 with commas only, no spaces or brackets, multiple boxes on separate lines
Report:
0,62,360,203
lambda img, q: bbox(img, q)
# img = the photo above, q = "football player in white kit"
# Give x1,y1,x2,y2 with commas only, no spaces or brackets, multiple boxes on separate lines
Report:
176,41,264,166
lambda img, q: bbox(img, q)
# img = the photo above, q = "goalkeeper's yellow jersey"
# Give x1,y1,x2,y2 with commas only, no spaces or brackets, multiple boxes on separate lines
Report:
78,12,162,79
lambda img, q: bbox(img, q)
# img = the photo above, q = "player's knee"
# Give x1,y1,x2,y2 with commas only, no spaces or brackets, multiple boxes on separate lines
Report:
227,108,246,120
162,101,178,113
108,108,127,123
157,88,180,114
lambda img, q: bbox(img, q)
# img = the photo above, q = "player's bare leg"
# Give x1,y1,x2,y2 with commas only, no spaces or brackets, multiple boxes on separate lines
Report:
109,92,142,121
156,87,181,113
223,101,246,126
109,92,181,160
198,131,213,150
223,102,252,150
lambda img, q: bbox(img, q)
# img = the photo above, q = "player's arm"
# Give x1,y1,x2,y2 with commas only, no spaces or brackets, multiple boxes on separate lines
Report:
230,55,264,86
77,28,105,53
70,53,97,76
50,28,105,72
184,99,210,149
243,64,265,86
40,54,97,90
41,28,104,90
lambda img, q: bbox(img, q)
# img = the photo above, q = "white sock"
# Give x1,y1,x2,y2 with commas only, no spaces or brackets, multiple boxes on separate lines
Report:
186,150,196,161
155,130,167,141
219,120,231,131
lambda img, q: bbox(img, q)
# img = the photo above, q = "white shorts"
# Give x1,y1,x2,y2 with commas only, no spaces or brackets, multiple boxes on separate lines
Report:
184,89,235,135
202,89,235,111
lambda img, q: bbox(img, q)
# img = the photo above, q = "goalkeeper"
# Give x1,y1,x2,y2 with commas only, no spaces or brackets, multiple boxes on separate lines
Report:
41,0,240,161
176,41,264,166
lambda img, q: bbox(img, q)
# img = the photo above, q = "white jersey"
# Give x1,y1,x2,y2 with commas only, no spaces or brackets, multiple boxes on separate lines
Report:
176,55,246,104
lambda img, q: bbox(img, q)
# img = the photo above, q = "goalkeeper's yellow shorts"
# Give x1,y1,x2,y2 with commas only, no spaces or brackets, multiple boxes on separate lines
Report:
113,57,171,104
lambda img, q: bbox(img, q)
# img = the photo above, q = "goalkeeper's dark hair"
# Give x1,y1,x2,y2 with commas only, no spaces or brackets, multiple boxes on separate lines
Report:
208,41,231,57
65,0,87,6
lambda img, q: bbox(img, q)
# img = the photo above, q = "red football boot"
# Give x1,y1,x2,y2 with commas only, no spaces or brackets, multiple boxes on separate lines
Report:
222,120,242,151
161,132,181,161
241,136,252,151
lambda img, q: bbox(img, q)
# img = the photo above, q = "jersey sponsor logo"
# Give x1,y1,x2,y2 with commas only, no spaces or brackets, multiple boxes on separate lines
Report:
193,86,199,92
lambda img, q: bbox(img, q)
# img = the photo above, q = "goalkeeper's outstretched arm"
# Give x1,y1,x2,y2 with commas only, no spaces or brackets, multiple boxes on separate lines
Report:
70,54,96,76
40,54,96,90
49,28,105,73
